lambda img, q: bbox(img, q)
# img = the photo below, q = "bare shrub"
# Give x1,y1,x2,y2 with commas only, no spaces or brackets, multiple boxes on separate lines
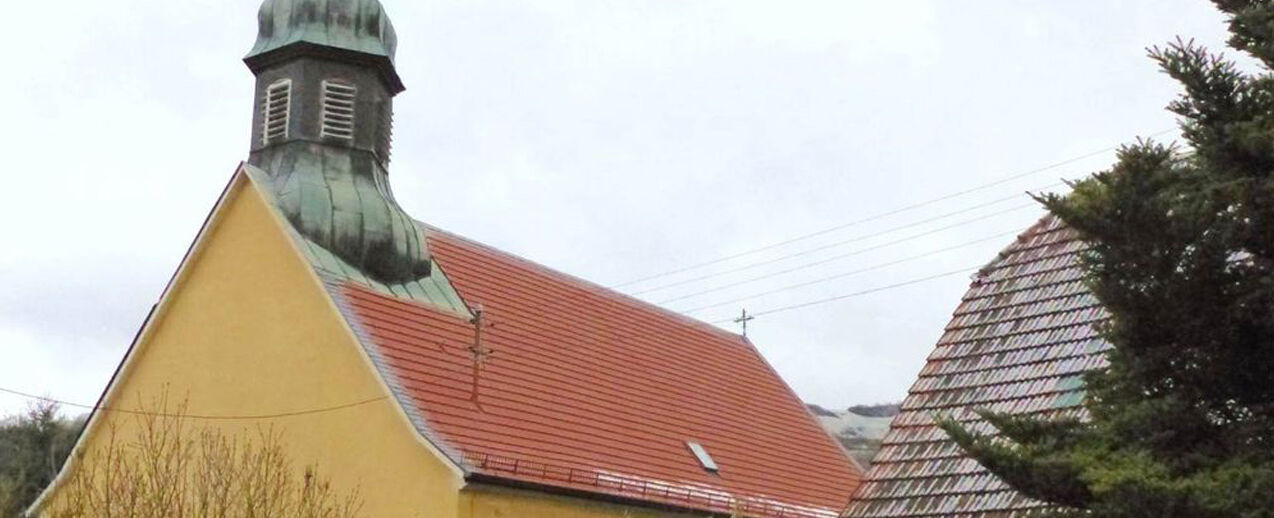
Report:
40,394,360,518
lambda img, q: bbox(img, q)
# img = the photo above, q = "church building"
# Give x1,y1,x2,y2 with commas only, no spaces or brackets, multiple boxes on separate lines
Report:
29,1,861,516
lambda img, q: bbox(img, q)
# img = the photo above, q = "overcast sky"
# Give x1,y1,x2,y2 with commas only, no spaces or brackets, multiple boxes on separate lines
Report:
0,0,1233,417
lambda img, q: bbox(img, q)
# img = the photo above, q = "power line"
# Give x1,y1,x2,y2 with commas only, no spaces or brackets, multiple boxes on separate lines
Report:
661,228,1020,306
0,386,388,421
611,128,1173,289
632,202,1040,296
672,229,1021,312
710,266,981,324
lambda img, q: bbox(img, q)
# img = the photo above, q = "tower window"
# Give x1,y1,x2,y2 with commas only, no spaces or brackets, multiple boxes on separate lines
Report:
321,80,357,141
261,79,292,145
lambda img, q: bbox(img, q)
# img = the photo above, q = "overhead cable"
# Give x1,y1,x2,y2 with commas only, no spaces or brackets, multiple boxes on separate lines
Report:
672,229,1021,312
0,386,387,421
632,202,1040,296
612,128,1173,289
709,266,981,324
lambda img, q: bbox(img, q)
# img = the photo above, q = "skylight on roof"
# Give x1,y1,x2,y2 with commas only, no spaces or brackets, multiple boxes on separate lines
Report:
686,441,719,473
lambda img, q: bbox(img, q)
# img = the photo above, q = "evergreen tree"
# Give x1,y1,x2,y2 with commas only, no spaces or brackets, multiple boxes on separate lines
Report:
938,2,1274,516
0,402,81,517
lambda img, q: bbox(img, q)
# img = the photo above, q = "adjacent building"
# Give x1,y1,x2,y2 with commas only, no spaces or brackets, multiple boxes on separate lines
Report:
843,215,1107,517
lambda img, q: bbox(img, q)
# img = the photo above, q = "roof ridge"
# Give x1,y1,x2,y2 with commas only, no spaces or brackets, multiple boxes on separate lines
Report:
975,213,1068,275
416,221,746,344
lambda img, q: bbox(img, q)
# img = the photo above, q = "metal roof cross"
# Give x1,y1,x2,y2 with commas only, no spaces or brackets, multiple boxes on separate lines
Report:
468,305,496,406
734,309,756,337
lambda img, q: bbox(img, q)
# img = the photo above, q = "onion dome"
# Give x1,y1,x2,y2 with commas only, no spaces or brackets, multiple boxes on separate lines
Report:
246,0,403,93
244,0,427,283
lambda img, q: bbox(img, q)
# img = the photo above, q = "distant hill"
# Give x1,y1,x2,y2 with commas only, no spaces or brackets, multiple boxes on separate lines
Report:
845,403,900,418
808,403,899,467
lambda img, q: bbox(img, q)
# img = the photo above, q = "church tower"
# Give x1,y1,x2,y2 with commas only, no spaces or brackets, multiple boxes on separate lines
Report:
243,0,430,283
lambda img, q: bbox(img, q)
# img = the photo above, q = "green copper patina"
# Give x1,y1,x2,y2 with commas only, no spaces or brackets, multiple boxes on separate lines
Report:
245,0,432,286
252,142,432,284
246,0,403,94
249,0,397,61
243,165,469,315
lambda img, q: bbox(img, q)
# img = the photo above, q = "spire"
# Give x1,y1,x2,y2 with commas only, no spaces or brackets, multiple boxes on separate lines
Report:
243,0,431,284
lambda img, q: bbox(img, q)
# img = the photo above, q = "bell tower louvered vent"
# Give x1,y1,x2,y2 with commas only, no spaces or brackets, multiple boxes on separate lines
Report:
378,102,394,162
243,0,435,284
261,79,292,145
321,80,357,140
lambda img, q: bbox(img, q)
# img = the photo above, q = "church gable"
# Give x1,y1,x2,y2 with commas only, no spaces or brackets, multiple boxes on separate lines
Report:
32,170,465,516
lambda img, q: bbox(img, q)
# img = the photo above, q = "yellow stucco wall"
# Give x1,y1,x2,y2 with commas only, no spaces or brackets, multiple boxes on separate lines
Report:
460,485,706,518
37,171,734,518
38,173,463,516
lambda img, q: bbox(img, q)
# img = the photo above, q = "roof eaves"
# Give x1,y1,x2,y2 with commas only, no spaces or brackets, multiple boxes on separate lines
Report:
462,474,739,518
464,466,841,518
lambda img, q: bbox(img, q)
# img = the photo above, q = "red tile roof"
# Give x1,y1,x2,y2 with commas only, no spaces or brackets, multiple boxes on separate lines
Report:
329,227,862,517
843,215,1108,517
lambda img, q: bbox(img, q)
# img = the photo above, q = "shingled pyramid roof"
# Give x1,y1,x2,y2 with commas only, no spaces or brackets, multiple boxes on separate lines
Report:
843,214,1109,517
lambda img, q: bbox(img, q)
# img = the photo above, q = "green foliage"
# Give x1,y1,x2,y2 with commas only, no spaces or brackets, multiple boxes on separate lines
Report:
0,402,82,517
939,2,1274,516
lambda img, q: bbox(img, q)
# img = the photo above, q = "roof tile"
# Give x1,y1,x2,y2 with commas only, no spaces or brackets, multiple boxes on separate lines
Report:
844,215,1104,518
331,226,861,517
